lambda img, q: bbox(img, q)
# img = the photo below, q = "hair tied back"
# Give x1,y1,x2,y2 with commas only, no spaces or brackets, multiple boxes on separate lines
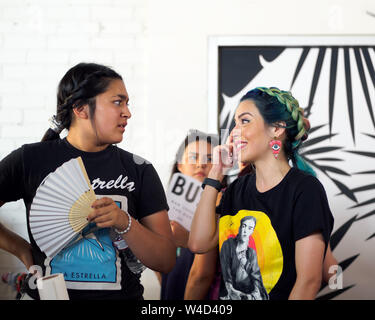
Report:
48,115,63,134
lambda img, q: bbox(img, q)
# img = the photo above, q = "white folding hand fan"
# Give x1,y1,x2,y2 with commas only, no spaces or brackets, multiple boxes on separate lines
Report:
30,157,96,258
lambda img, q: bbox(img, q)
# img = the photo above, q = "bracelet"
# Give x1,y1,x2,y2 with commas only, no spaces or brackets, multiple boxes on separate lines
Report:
201,177,223,192
114,211,132,235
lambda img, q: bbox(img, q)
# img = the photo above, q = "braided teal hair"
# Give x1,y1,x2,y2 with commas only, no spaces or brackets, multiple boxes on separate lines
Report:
240,87,316,176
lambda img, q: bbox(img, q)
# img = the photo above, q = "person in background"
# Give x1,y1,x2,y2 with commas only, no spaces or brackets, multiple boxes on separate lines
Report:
159,130,220,300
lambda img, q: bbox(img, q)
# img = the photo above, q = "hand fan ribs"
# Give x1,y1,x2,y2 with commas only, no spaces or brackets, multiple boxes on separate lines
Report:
30,157,96,258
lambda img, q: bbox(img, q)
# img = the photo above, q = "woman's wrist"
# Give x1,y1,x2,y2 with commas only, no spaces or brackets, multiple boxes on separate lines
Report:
114,211,132,235
207,166,224,182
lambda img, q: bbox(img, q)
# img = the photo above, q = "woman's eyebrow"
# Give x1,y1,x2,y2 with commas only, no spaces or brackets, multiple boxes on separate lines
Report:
235,111,253,123
237,111,253,119
112,94,129,103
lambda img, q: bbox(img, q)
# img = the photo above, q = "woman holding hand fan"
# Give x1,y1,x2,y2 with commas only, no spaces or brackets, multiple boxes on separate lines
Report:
0,63,175,300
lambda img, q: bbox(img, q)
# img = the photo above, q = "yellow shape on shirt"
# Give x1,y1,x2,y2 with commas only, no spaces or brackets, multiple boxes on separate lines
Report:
219,210,283,294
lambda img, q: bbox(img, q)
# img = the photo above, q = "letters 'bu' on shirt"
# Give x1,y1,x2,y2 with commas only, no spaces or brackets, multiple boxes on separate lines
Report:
216,168,334,300
0,138,169,300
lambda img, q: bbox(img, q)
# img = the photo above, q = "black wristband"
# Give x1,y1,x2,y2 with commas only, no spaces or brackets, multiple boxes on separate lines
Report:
202,178,223,192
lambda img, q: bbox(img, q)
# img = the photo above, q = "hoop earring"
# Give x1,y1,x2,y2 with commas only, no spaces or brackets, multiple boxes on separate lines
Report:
269,138,282,158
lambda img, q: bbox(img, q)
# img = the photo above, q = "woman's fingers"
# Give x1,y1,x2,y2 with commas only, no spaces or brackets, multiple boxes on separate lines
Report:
87,197,129,230
87,197,117,222
90,212,113,224
91,197,114,209
219,144,234,167
88,206,111,221
211,144,235,178
213,145,229,166
229,128,240,163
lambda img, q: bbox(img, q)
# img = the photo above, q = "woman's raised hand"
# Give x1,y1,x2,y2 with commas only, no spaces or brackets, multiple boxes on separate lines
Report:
209,130,238,181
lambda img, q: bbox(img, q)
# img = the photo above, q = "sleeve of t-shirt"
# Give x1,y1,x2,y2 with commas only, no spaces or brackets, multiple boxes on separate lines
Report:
215,181,234,215
293,176,334,246
0,147,25,202
215,191,224,215
137,163,169,220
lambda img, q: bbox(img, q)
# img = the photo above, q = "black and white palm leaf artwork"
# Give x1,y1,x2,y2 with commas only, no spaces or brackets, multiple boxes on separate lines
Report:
218,43,375,299
290,46,375,143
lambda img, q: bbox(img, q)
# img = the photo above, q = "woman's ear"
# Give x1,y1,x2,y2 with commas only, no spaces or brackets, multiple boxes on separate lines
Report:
72,105,89,120
268,121,287,139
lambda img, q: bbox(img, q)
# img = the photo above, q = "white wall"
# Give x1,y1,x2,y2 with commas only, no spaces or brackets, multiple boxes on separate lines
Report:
0,0,374,299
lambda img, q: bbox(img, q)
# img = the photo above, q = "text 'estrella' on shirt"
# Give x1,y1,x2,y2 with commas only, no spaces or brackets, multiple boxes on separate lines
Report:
91,175,135,192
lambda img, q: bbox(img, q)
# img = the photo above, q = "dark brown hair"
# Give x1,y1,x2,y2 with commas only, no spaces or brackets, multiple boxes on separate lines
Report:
42,63,122,142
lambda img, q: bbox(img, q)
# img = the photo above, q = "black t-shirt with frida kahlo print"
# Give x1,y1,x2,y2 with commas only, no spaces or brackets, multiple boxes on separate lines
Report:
216,167,334,300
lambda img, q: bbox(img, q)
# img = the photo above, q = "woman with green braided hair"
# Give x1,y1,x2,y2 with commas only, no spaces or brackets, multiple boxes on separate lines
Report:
189,87,334,300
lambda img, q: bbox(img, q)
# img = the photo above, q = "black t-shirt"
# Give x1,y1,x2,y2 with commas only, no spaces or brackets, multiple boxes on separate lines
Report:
216,167,334,300
0,138,169,300
161,247,195,300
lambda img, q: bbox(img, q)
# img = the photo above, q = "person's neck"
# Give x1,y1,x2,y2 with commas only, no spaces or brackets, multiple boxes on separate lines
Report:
238,239,248,247
254,155,291,193
67,129,109,153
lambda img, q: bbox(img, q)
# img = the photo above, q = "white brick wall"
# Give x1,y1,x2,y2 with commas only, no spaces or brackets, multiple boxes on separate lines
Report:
0,0,159,300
